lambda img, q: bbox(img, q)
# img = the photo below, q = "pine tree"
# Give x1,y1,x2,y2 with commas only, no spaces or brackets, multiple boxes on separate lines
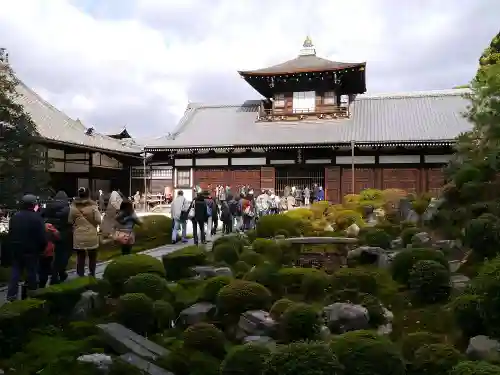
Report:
0,53,51,207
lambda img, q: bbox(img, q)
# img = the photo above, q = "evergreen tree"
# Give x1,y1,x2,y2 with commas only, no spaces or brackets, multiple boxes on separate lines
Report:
0,54,51,207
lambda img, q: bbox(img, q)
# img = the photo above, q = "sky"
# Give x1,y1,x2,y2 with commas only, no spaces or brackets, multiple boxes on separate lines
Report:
0,0,499,138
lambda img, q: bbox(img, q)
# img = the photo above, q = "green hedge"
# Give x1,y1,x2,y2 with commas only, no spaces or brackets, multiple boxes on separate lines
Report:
391,248,449,286
216,280,272,316
162,245,207,280
32,276,98,315
134,215,173,242
0,299,47,358
278,267,329,296
256,214,303,238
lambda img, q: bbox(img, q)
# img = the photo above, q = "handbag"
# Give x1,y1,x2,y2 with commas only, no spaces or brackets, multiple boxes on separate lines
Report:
113,230,135,245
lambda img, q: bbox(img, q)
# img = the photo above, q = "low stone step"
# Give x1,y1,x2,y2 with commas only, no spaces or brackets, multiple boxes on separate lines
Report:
119,352,173,375
97,322,169,361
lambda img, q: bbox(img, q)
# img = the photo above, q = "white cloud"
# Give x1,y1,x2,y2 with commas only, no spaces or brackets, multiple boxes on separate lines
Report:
0,0,498,136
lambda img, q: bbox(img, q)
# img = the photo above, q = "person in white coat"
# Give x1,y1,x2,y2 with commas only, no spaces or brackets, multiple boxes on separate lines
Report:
170,190,190,243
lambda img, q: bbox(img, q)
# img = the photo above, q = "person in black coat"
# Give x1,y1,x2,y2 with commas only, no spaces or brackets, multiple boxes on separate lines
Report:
6,194,48,301
41,190,72,284
191,192,208,245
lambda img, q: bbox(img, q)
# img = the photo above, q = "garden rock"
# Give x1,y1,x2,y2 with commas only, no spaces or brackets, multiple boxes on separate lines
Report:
323,303,370,333
391,237,403,249
466,335,500,360
406,210,419,224
399,199,412,220
97,323,169,360
412,232,432,246
72,290,102,320
433,239,460,250
345,223,360,237
77,353,113,372
179,302,216,326
347,246,389,268
215,267,233,277
377,308,394,336
243,335,275,345
319,325,331,340
191,266,218,279
236,310,277,339
451,274,470,291
120,352,174,375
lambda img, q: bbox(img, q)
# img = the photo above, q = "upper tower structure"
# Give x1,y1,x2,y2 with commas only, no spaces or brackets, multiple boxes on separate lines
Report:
238,37,366,121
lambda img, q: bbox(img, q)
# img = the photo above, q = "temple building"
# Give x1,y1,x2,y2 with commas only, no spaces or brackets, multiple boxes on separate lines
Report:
145,37,473,202
0,49,145,198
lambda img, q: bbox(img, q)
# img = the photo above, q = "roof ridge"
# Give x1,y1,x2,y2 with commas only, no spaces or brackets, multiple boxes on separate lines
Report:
356,88,471,100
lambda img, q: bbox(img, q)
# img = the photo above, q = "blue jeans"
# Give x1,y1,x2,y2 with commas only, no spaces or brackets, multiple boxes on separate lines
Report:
172,219,187,242
7,254,38,301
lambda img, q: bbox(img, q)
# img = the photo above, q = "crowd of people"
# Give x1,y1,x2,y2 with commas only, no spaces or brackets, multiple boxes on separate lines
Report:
4,187,141,302
170,184,325,245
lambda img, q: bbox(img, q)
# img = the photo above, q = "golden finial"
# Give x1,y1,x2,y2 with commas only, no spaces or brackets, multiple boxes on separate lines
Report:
303,36,313,48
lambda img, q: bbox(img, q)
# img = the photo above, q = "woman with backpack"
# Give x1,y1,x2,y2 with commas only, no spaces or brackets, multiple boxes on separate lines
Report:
114,200,142,255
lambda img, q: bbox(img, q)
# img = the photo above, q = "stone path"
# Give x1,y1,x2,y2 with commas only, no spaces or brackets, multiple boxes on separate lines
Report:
0,234,219,305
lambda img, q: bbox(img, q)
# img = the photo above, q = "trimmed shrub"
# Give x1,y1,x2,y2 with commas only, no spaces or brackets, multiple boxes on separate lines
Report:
374,221,401,238
264,341,343,375
464,213,500,258
214,243,240,265
220,343,271,375
153,300,175,331
401,227,420,247
243,262,281,294
278,267,328,295
256,214,303,238
252,238,282,263
103,254,165,295
335,209,365,230
281,303,321,342
239,249,264,266
0,299,47,358
245,229,257,243
134,214,173,242
32,276,97,315
411,343,464,375
216,280,272,316
162,245,207,280
330,331,405,375
301,271,330,300
331,267,396,298
450,294,486,338
200,276,233,303
213,235,246,254
183,322,226,358
408,260,451,303
390,248,448,286
117,293,154,334
232,260,251,276
124,272,170,301
159,347,221,375
360,228,391,249
269,298,295,320
400,332,445,362
450,361,500,375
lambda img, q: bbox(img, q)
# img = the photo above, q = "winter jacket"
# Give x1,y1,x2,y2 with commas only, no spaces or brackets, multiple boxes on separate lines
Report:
8,209,48,257
42,190,71,237
193,196,208,222
68,198,101,250
115,211,141,232
101,191,122,236
171,195,189,220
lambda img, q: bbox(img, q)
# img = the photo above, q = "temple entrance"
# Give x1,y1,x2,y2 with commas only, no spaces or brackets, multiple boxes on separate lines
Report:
275,166,325,196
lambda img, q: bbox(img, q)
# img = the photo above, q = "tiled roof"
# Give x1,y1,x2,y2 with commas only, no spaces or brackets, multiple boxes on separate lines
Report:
239,55,364,75
14,81,142,154
145,88,473,150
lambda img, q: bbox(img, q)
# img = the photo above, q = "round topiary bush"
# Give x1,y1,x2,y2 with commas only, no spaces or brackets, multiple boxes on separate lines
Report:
134,215,173,242
153,300,175,331
117,293,154,334
252,238,282,263
216,280,272,316
450,360,500,375
390,248,448,286
464,214,500,258
278,267,328,295
162,245,207,280
330,331,405,375
400,331,445,362
103,254,166,295
200,276,233,303
408,260,451,303
301,271,330,300
239,250,264,266
220,343,271,375
159,347,221,375
124,273,170,301
264,341,343,375
243,262,281,294
411,343,464,375
401,227,421,247
256,214,303,238
232,260,251,276
183,322,226,358
281,303,321,342
214,243,240,265
360,228,391,249
450,294,485,339
269,298,295,320
331,267,396,298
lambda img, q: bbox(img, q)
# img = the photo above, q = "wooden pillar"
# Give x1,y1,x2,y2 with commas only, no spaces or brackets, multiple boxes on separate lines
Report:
325,167,341,203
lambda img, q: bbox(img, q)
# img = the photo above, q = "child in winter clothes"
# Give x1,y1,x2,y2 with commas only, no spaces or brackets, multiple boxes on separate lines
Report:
39,223,60,287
